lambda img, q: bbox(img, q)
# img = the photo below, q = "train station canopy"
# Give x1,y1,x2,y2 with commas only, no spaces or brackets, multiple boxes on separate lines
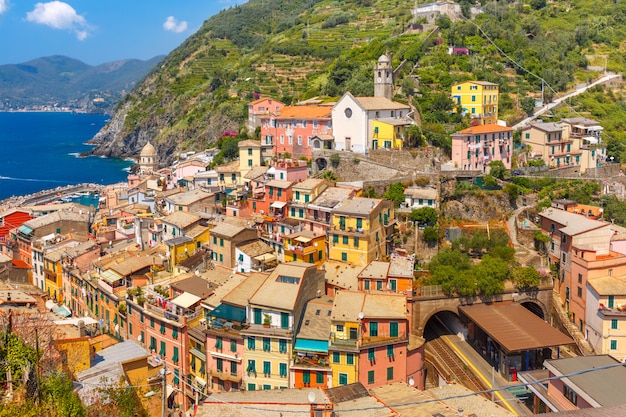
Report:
459,303,573,354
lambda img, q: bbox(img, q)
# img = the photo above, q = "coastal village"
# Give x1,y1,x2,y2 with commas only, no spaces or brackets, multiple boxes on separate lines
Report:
4,11,626,417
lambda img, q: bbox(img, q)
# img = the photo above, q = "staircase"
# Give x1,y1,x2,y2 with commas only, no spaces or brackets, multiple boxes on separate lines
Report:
551,290,594,356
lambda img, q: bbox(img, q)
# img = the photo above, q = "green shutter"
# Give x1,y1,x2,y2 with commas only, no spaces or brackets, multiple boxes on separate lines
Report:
248,336,256,350
387,367,394,380
279,362,287,377
368,370,375,384
279,339,287,353
173,346,179,363
368,348,375,361
303,370,311,384
390,322,398,337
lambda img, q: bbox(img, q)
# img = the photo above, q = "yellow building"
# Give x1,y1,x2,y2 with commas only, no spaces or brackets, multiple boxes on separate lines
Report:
586,276,626,361
284,230,326,266
371,119,410,150
328,197,395,266
43,250,64,303
329,292,362,386
54,336,91,375
451,81,499,125
238,139,262,179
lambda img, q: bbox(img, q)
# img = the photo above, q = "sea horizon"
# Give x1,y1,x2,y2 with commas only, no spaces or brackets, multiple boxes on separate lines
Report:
0,112,133,201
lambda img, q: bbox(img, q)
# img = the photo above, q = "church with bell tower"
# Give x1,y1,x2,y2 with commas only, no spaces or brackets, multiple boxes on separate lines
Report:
374,52,393,100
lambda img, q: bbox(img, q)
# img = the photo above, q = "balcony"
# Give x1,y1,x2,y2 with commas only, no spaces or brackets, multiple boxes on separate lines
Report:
291,355,330,370
307,213,331,225
361,332,407,348
286,244,317,256
330,337,358,349
241,323,291,338
144,300,202,325
208,368,242,383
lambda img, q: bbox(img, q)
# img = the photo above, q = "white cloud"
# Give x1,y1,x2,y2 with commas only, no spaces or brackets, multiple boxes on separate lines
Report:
26,1,90,40
163,16,187,33
0,0,9,15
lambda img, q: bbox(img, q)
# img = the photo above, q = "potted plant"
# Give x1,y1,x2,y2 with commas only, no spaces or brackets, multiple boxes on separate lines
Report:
263,314,271,328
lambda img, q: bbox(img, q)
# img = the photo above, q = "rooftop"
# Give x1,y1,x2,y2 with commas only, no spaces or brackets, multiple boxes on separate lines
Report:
277,105,332,119
296,295,334,341
171,276,217,299
527,122,564,133
220,271,270,308
160,211,201,229
544,355,626,407
249,262,317,311
202,272,248,309
358,261,390,280
266,179,293,189
334,197,386,216
540,208,607,235
165,189,214,206
588,275,626,296
209,222,247,238
456,124,513,134
323,261,364,291
353,96,411,111
236,239,274,258
292,178,327,191
309,187,354,209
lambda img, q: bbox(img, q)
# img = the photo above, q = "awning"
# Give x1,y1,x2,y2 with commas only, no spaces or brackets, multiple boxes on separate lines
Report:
172,292,201,309
295,236,312,243
266,166,276,176
100,269,124,284
294,339,328,353
45,300,59,310
18,225,33,235
54,305,72,317
584,136,599,144
270,201,287,209
254,253,277,263
209,303,246,322
459,303,573,353
166,385,176,398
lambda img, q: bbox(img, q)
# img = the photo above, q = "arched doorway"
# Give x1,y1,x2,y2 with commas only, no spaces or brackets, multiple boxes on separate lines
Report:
315,157,327,171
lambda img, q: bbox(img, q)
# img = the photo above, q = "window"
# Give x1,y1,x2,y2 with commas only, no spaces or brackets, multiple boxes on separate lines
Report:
279,339,287,353
316,372,324,384
149,336,156,351
564,384,577,405
150,317,154,328
230,339,237,352
248,383,256,391
577,287,582,298
281,312,289,329
342,236,348,245
611,340,618,350
247,360,256,374
364,280,370,290
609,295,615,308
368,370,375,384
336,324,344,332
254,308,262,324
215,336,223,350
347,353,354,365
263,384,271,390
220,238,224,247
172,327,178,339
353,237,359,248
159,341,166,357
172,347,179,363
333,352,340,363
339,373,348,385
231,362,237,376
332,234,338,244
612,319,618,330
390,322,398,337
263,361,271,377
341,252,347,261
387,367,394,381
368,348,375,361
263,337,271,352
349,328,357,340
370,322,378,337
297,136,302,145
173,369,180,385
248,336,256,350
279,362,287,377
578,273,582,284
387,345,394,358
303,370,311,385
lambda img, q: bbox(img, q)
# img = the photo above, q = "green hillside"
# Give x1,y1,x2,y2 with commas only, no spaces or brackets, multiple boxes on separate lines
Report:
89,0,626,163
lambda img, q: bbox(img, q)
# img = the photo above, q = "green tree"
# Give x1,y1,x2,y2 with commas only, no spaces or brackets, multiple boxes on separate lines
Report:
409,207,438,226
422,225,439,245
320,170,338,181
533,230,550,253
329,153,341,168
383,182,405,207
488,160,506,180
521,96,536,116
503,183,520,202
512,266,541,290
474,255,508,297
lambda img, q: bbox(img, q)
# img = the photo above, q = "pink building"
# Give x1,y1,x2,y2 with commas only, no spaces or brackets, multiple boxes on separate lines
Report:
261,105,333,159
451,124,513,172
247,98,285,131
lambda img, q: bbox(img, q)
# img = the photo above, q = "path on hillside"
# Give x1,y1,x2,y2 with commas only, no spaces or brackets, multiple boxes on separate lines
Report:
512,73,622,130
507,205,541,266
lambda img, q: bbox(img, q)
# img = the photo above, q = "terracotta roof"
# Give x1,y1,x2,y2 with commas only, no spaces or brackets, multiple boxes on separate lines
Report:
459,303,573,353
236,239,273,258
296,295,334,341
453,80,498,86
161,211,201,229
248,262,316,310
238,139,261,148
277,105,331,119
457,124,513,134
358,261,389,280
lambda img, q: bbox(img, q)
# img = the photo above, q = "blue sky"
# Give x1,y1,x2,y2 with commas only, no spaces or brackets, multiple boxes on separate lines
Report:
0,0,243,66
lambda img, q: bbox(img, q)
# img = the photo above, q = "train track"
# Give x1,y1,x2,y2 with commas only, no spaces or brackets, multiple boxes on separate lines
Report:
425,337,487,396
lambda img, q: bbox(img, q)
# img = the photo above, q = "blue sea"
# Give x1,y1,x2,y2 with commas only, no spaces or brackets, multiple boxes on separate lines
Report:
0,112,133,201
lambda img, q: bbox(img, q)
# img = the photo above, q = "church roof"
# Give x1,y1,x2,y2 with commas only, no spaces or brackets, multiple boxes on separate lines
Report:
140,142,156,156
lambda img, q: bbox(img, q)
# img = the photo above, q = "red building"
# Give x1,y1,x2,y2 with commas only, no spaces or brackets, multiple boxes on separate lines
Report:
261,105,333,159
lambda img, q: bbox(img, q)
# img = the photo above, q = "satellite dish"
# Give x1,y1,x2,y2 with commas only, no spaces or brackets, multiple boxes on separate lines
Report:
358,311,365,320
408,377,415,386
307,391,316,404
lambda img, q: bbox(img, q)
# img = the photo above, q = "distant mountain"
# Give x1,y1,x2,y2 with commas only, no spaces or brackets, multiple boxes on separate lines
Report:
0,55,164,113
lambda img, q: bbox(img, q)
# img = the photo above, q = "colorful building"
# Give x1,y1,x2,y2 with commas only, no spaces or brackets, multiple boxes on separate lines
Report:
371,118,411,150
209,223,259,269
451,81,499,125
238,139,262,179
586,275,626,361
283,230,326,266
260,105,333,159
451,124,513,172
328,197,395,266
241,262,325,390
247,97,284,132
292,295,334,389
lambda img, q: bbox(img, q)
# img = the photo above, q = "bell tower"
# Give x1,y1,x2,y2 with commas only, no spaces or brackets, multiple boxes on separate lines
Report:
374,52,393,100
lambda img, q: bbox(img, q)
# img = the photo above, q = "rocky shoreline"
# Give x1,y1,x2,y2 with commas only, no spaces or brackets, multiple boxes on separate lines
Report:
0,183,109,209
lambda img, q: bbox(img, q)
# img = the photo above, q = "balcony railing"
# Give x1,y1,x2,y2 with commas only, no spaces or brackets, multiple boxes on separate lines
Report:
286,244,317,256
208,368,242,383
330,337,358,349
